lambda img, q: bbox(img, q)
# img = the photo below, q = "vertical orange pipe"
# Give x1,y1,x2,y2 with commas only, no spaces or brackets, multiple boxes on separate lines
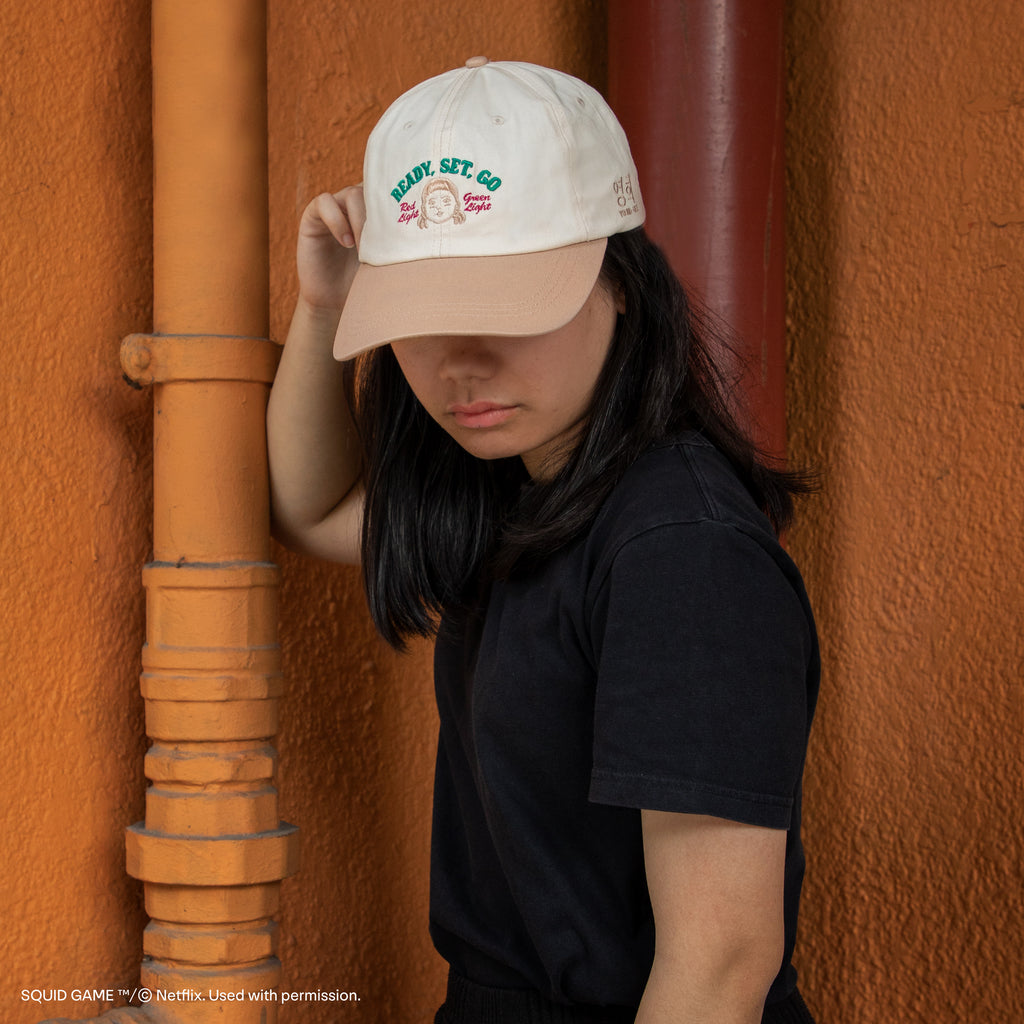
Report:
43,4,295,1022
608,0,788,460
85,1,297,1022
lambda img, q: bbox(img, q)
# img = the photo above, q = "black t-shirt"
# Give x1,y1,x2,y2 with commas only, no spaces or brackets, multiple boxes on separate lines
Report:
430,433,820,1010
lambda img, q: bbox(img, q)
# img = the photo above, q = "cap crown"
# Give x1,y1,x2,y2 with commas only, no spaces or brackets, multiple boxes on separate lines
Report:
359,60,645,265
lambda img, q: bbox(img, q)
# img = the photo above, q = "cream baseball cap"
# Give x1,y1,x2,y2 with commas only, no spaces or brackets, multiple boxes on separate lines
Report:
333,57,645,361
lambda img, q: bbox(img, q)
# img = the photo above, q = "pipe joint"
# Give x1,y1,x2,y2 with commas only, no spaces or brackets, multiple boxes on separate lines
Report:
120,334,280,387
126,824,300,887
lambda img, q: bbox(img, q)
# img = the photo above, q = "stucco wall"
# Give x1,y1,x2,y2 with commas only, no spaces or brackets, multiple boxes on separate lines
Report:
785,1,1024,1020
2,1,1021,1023
1,1,153,1019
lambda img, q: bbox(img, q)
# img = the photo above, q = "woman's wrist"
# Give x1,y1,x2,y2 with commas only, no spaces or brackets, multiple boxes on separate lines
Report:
293,293,345,332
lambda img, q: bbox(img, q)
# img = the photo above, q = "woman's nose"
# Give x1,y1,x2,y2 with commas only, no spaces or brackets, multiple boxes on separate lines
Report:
437,336,497,380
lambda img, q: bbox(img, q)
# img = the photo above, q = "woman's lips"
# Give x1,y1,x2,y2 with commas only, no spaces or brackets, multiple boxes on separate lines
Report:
449,401,517,428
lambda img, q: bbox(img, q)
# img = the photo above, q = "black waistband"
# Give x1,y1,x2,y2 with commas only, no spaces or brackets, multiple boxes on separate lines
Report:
763,985,818,1024
434,970,635,1024
435,970,817,1024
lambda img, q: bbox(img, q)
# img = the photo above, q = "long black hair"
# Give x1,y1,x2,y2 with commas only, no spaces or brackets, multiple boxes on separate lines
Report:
351,227,812,649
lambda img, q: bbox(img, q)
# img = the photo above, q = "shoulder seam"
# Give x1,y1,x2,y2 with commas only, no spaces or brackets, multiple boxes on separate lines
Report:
591,515,767,599
672,442,720,521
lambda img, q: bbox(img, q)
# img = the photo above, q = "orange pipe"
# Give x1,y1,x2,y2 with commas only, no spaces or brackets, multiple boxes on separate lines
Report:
42,2,297,1022
608,0,788,459
124,0,298,1018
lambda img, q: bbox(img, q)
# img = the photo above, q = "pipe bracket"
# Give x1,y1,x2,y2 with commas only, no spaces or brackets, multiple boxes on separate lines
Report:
120,334,280,386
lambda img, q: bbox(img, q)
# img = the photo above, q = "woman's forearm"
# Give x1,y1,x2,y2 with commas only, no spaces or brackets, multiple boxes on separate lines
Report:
636,943,778,1024
267,296,363,560
638,810,785,1024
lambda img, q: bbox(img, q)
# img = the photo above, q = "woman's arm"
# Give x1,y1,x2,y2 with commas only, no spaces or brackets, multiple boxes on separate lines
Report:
637,811,786,1024
267,187,366,564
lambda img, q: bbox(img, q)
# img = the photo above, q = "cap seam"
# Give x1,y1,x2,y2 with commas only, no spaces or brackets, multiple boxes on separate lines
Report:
500,64,588,234
432,69,475,259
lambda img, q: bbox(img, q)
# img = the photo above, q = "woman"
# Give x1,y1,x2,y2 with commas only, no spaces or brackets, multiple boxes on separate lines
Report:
268,57,820,1024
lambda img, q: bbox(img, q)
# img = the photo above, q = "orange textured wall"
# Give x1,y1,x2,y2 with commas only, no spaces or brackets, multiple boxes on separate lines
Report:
0,1,153,1021
3,2,1022,1023
785,1,1024,1021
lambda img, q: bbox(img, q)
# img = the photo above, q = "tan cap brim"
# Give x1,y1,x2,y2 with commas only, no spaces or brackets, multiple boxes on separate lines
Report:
333,238,607,361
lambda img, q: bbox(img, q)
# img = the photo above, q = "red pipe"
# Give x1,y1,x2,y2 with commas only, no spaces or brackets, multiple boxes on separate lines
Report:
608,0,788,460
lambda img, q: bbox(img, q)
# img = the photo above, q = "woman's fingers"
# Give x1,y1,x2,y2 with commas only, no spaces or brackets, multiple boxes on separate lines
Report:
296,186,366,312
303,186,366,249
332,186,366,248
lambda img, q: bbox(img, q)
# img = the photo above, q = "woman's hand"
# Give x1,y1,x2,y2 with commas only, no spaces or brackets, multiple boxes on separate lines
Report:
296,186,367,313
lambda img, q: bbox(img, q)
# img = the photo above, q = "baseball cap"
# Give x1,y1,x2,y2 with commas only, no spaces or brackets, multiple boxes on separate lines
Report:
333,57,645,360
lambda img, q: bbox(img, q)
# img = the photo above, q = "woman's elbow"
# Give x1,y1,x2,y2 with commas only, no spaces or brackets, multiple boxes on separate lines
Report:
641,924,783,1022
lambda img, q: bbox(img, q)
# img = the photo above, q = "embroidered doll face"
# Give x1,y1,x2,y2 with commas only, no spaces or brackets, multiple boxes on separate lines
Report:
418,178,465,228
425,187,455,222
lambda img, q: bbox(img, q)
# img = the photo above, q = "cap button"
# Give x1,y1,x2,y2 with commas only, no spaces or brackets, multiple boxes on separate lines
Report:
465,56,489,68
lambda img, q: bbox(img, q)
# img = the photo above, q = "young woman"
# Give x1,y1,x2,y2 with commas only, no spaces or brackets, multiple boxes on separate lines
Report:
268,58,820,1024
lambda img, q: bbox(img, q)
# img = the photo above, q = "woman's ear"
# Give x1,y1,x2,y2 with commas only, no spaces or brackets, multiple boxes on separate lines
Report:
614,285,626,315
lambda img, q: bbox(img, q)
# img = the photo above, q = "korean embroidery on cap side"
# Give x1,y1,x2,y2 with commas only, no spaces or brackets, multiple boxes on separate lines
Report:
613,174,640,218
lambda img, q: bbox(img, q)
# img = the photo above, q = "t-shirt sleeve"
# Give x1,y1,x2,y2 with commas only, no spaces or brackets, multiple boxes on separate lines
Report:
587,519,814,829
